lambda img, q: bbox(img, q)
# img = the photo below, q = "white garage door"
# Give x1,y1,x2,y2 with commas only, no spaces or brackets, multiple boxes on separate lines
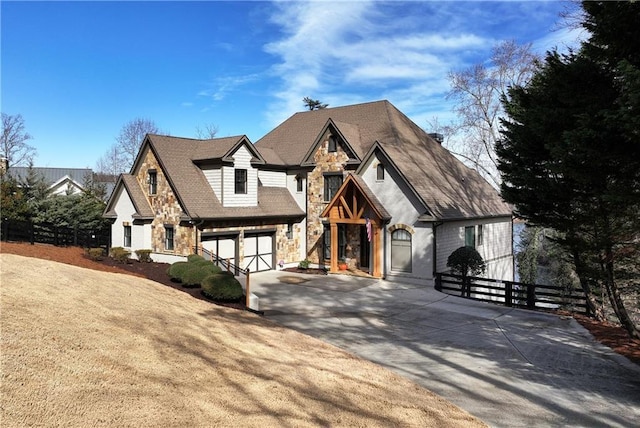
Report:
243,232,274,272
201,235,237,267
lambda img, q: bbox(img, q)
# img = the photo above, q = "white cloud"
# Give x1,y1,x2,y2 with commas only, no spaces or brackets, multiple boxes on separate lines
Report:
198,74,261,102
261,0,582,132
262,0,492,128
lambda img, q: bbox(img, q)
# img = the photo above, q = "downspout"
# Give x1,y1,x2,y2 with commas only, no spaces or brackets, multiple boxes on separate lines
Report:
382,224,387,280
432,221,443,277
192,218,204,254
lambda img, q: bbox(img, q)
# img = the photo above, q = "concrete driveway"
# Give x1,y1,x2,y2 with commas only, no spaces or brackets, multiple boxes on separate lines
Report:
250,270,640,427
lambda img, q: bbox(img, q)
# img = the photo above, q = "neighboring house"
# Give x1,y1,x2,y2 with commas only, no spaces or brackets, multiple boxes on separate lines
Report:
6,167,91,195
103,100,514,283
5,166,116,200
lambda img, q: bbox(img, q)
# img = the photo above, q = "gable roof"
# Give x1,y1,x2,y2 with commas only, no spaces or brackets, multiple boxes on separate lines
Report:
256,100,393,166
6,167,91,189
321,173,391,222
104,174,154,220
256,100,511,220
299,119,362,166
117,134,303,221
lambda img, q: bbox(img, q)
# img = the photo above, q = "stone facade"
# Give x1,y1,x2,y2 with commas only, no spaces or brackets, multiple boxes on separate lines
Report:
135,146,195,256
275,222,302,265
306,131,350,264
199,222,300,267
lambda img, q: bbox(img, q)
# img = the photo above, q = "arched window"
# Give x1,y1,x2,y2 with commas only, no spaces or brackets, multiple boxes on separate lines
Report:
391,228,412,272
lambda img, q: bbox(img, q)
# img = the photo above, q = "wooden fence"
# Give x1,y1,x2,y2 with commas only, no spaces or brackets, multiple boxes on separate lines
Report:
1,219,110,249
435,272,590,315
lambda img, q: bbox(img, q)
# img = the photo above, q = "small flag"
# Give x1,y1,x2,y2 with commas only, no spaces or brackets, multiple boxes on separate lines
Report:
366,217,372,242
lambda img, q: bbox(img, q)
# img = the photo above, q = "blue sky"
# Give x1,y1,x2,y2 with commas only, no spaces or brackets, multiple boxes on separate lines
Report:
1,1,583,169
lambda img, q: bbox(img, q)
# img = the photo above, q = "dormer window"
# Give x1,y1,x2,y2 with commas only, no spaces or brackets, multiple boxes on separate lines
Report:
376,164,385,181
328,135,337,152
148,170,157,195
235,169,247,194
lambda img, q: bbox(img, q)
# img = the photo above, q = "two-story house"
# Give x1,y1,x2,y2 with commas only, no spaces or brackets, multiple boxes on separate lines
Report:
104,100,514,283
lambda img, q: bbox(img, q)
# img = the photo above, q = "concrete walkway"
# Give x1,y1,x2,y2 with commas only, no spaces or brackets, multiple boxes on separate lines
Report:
250,270,640,427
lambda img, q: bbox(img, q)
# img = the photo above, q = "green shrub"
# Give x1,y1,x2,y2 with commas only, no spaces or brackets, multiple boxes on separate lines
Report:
181,264,221,288
135,249,153,263
110,247,131,264
447,246,486,297
191,259,222,271
88,247,104,261
447,246,486,277
168,261,191,282
187,254,205,263
298,259,310,269
201,272,244,301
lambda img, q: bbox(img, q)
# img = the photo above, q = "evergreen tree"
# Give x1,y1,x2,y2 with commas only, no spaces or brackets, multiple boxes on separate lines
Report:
497,1,640,338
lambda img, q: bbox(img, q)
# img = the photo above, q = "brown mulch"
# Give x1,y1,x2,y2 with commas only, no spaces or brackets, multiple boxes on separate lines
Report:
2,241,639,365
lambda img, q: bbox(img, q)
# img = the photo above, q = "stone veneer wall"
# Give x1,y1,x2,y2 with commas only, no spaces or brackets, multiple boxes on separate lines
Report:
275,222,302,265
136,146,195,256
200,222,301,268
306,131,350,265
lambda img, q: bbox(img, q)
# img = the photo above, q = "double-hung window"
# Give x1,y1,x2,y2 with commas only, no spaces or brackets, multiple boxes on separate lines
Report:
323,173,343,202
465,226,476,247
235,169,247,194
148,170,157,195
123,225,131,247
165,226,174,251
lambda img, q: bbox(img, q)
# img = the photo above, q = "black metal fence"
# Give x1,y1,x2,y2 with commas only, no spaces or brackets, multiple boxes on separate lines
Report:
1,219,110,249
435,272,589,315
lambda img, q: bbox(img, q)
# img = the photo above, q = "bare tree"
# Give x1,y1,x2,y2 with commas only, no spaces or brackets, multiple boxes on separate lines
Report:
116,118,159,171
1,113,36,167
195,123,219,139
95,144,125,177
96,118,159,176
445,40,539,187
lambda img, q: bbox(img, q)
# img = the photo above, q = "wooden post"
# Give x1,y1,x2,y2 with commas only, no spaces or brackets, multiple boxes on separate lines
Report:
372,223,381,278
245,268,251,308
505,281,513,307
526,284,536,309
330,222,338,273
226,258,231,273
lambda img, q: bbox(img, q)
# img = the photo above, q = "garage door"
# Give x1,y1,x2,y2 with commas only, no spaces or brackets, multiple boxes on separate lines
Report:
201,235,237,267
243,232,274,272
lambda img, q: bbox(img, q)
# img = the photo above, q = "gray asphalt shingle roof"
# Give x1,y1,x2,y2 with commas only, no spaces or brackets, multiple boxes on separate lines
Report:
129,134,304,221
255,100,511,220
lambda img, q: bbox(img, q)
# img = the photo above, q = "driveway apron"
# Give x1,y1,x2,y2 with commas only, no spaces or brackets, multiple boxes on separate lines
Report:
250,271,640,427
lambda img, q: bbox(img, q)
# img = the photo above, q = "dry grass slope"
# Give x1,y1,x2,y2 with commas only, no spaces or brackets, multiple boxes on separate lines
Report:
0,254,485,427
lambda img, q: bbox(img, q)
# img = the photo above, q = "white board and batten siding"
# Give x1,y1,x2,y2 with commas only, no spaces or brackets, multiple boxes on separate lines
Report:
436,218,514,282
222,145,257,207
110,186,152,257
360,154,434,283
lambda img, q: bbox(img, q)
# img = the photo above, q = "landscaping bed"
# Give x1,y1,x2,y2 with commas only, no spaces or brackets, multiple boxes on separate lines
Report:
1,241,638,365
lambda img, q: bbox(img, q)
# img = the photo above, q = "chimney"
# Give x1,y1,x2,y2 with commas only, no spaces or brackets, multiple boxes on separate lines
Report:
428,133,444,145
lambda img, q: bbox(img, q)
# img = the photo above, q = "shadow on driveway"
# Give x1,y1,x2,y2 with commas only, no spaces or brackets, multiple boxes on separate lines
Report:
251,270,640,428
